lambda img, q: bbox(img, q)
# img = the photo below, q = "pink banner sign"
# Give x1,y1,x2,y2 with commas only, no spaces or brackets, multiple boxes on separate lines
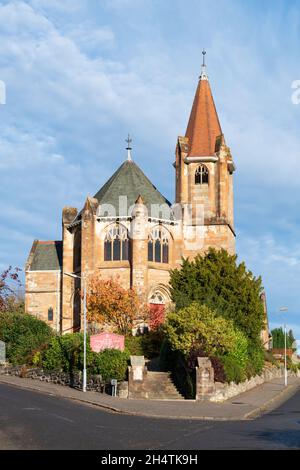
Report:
90,333,125,353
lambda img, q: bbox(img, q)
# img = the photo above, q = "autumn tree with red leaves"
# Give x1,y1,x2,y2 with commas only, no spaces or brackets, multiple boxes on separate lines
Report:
0,266,22,312
86,276,143,335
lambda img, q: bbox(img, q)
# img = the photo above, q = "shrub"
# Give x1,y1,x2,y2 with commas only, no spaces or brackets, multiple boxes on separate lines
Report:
230,329,249,370
125,330,164,359
159,339,173,371
0,312,53,365
287,361,298,374
42,333,93,373
247,342,265,376
222,356,243,384
90,349,129,382
164,302,239,357
140,330,164,358
125,335,144,356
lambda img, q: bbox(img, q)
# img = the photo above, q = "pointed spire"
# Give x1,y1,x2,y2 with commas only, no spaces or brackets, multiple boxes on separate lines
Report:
185,53,222,156
126,134,132,161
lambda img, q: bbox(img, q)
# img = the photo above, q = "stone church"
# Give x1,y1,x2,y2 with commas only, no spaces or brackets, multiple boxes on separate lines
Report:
25,58,236,334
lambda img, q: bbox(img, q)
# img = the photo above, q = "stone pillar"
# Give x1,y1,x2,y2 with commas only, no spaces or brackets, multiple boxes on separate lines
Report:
196,357,215,400
128,356,148,399
175,136,189,205
130,196,148,307
61,207,78,333
81,197,98,274
80,197,98,331
217,142,234,223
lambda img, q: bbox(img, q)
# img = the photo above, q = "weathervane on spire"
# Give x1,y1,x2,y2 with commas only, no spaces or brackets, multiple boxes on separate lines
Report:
126,134,132,161
200,49,208,80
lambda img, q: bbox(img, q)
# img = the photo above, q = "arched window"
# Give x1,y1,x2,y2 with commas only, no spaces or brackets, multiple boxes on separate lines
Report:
48,307,53,322
149,292,165,304
148,227,169,264
104,224,129,261
195,164,209,185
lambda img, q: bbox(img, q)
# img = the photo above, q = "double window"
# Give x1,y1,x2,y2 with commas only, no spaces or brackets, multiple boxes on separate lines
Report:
104,224,129,261
148,227,169,264
103,224,170,264
195,164,209,185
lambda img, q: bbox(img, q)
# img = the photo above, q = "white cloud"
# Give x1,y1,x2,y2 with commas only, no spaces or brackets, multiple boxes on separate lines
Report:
68,24,115,52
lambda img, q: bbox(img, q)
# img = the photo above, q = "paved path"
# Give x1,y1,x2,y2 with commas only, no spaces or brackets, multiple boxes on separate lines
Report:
1,382,300,449
0,374,299,420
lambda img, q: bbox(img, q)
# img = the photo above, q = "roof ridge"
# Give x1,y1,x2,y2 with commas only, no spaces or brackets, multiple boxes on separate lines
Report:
37,240,62,245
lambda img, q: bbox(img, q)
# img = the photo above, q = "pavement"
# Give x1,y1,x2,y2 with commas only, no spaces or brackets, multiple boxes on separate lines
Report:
0,373,299,421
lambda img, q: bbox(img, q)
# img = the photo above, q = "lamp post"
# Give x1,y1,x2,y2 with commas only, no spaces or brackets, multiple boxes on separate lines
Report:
279,307,288,387
64,272,87,392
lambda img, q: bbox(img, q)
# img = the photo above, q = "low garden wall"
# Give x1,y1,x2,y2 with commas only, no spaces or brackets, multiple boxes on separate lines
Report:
209,365,300,402
0,365,104,393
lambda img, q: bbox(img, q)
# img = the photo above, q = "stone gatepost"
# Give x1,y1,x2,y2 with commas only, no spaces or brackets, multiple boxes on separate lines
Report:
128,356,148,399
196,357,215,400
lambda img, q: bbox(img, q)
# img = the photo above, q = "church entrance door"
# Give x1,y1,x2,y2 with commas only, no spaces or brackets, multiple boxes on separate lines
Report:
149,292,165,329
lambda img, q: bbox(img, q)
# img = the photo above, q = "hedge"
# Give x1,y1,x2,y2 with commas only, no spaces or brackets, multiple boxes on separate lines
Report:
0,312,53,365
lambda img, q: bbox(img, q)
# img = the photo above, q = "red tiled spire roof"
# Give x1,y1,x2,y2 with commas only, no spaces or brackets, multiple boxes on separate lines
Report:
185,67,222,157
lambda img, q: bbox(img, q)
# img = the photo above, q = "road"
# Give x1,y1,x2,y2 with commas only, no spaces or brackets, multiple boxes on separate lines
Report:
0,383,300,450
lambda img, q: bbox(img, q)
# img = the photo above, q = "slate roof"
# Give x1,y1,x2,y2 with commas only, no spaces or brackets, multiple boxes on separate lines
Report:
93,160,172,218
29,241,62,271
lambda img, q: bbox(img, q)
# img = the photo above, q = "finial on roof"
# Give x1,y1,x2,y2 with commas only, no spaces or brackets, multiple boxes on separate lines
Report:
200,49,208,81
126,134,132,161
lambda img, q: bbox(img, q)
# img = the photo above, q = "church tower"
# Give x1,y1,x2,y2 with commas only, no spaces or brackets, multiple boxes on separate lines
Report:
175,52,236,256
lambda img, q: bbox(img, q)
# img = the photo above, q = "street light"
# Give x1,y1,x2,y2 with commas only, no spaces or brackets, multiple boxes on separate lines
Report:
279,307,288,387
64,272,87,393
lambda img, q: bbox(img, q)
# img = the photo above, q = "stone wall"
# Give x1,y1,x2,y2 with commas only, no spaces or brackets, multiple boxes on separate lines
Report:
0,365,104,393
25,270,61,330
209,366,300,403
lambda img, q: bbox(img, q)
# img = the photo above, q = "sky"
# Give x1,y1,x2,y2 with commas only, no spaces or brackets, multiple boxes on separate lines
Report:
0,0,300,340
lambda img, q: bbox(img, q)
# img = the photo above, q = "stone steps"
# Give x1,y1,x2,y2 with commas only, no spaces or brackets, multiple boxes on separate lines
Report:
146,371,184,400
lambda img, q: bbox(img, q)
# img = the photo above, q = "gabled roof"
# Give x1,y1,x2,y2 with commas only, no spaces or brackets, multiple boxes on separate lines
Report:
185,73,222,156
94,160,171,217
28,241,62,271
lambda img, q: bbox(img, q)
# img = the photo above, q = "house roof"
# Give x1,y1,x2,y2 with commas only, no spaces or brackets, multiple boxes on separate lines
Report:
93,160,172,218
185,71,222,156
28,241,62,271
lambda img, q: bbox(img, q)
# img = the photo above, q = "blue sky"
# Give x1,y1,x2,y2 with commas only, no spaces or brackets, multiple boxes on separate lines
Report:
0,0,300,340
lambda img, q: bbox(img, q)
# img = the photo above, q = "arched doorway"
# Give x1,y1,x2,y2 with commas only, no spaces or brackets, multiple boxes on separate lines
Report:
148,287,170,329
